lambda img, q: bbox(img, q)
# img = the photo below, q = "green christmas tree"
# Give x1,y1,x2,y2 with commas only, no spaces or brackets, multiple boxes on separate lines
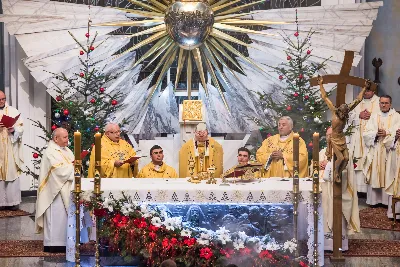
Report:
254,11,331,155
25,25,127,181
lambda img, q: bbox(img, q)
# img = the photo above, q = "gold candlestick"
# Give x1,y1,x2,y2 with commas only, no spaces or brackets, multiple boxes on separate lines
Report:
187,155,200,184
93,132,102,267
73,131,82,267
312,132,320,267
292,132,300,258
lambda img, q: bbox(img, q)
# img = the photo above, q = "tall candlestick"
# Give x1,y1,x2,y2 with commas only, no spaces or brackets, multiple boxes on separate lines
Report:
74,131,81,160
293,133,299,163
313,132,319,163
94,132,101,161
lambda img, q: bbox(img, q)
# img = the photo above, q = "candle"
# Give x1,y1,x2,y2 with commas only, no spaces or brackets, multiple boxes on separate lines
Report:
313,132,320,164
74,131,81,160
293,133,299,163
94,132,101,161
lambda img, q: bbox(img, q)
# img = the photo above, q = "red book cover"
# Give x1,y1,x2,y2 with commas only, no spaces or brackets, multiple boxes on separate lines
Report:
0,114,20,128
123,156,141,164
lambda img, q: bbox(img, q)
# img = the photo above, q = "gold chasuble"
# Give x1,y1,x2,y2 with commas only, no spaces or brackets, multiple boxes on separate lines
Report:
256,133,308,178
88,135,138,178
179,137,223,178
137,162,178,178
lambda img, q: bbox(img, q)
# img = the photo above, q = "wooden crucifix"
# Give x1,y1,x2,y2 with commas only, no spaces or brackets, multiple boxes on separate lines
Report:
310,51,377,263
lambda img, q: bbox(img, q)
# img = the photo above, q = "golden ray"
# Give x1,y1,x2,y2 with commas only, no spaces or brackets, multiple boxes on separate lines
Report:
214,12,259,22
218,19,288,25
94,20,164,27
128,0,163,13
192,48,208,95
208,0,218,5
204,57,230,112
211,0,230,8
127,24,166,38
210,28,252,48
213,23,276,36
146,0,167,12
145,47,178,105
212,0,241,12
143,41,175,70
216,0,266,16
175,48,187,90
114,8,164,18
187,53,193,99
207,38,243,72
217,38,267,75
160,0,171,4
133,36,170,68
114,31,167,58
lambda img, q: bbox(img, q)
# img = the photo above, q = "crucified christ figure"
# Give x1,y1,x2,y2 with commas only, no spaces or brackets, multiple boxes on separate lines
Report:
317,76,371,183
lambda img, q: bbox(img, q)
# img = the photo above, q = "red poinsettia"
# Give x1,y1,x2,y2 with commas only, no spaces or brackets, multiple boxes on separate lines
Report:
220,248,234,259
162,238,170,248
170,238,178,246
149,232,156,241
133,217,147,228
148,224,159,232
113,213,129,228
93,208,107,217
259,250,273,259
200,247,213,260
240,247,251,255
183,237,196,247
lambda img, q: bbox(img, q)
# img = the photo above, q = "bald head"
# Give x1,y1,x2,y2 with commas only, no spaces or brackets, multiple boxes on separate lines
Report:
53,128,69,147
105,123,121,142
0,90,6,108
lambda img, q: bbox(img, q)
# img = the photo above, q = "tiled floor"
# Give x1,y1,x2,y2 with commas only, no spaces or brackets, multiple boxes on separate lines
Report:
0,197,399,267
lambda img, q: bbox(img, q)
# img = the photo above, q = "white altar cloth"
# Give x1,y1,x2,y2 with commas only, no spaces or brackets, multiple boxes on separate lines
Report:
66,178,324,265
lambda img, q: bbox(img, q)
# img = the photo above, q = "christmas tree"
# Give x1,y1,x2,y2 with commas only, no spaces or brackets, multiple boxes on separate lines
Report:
253,10,331,154
25,23,127,181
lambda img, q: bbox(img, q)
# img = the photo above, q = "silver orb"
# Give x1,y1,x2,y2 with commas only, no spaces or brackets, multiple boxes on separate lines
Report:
165,0,214,50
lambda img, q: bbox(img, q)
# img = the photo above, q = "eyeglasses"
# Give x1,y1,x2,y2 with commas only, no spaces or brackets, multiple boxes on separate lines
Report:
107,130,121,134
0,98,6,101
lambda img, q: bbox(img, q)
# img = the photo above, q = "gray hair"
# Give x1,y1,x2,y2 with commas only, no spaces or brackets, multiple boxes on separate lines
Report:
278,116,293,128
52,128,67,140
104,123,119,132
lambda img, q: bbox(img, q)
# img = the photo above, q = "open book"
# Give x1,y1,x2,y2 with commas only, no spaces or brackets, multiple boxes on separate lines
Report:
123,156,141,164
0,114,20,128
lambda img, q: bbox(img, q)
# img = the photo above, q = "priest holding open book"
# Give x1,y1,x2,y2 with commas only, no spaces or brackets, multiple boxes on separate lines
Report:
88,123,138,178
0,90,24,210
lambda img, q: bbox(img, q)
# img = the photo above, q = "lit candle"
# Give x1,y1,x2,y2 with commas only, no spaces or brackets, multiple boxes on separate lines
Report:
94,132,101,162
74,131,81,160
313,132,319,164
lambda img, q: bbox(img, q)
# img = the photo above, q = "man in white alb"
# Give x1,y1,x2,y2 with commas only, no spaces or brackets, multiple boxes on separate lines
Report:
35,128,74,252
362,95,400,206
0,90,24,210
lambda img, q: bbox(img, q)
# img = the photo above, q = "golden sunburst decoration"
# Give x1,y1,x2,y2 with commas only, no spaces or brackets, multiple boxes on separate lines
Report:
98,0,287,111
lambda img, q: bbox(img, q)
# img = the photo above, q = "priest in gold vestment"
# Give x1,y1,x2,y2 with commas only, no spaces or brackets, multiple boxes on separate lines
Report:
179,123,223,178
256,116,308,178
88,123,138,178
138,145,178,178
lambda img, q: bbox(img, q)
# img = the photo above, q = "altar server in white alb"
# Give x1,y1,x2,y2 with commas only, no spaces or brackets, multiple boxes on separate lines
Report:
35,128,74,252
347,86,380,193
362,95,400,206
0,90,24,210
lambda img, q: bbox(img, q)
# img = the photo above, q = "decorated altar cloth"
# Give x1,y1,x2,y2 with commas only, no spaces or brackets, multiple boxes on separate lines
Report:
66,178,324,265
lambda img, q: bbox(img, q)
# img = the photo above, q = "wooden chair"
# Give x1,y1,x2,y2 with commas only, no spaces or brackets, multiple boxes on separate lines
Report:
392,195,400,229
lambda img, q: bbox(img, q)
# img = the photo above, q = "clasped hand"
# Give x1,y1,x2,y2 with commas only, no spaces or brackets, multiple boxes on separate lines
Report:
359,109,371,120
396,129,400,140
114,160,124,167
319,160,328,170
271,150,283,160
377,128,387,137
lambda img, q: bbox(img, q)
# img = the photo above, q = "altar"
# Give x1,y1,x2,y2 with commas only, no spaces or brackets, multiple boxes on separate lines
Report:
66,178,324,265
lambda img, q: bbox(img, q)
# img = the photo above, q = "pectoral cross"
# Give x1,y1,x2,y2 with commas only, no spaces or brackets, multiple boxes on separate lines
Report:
310,51,378,263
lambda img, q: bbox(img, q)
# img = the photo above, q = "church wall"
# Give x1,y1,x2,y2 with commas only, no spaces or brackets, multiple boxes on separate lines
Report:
4,30,50,191
364,0,400,110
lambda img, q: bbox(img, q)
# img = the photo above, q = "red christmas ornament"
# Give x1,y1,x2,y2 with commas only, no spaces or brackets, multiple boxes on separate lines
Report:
99,87,105,93
294,92,299,97
56,95,62,102
90,46,95,51
79,72,85,77
80,51,84,55
94,126,100,132
299,74,303,79
287,56,292,60
267,133,272,137
294,32,299,37
307,50,311,55
304,95,309,100
51,125,57,131
85,33,90,38
33,153,39,159
286,105,292,111
300,128,305,132
63,109,69,116
308,142,313,148
90,98,96,104
353,163,358,169
111,99,118,106
279,75,283,80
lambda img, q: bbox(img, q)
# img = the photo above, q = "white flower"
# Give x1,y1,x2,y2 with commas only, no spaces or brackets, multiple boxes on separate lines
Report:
151,217,162,227
247,237,261,244
103,198,113,212
216,227,230,236
254,242,265,253
237,231,248,242
198,233,210,245
233,238,245,250
172,217,182,230
160,210,169,219
163,218,176,231
180,229,192,237
140,204,149,214
217,233,232,245
265,241,280,251
283,239,297,253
